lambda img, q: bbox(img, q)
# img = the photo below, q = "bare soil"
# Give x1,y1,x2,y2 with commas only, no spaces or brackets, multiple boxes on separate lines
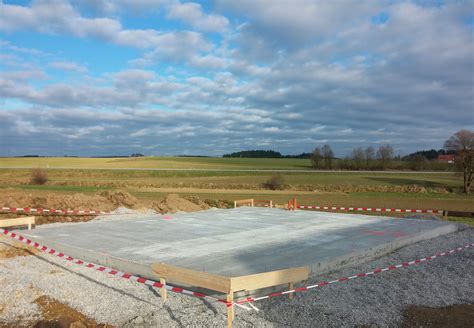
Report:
401,304,474,327
152,193,210,213
0,190,136,211
32,295,112,328
0,240,38,259
1,192,221,225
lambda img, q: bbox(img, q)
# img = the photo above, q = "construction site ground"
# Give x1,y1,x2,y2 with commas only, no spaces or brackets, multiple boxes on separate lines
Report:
0,192,473,327
0,227,472,327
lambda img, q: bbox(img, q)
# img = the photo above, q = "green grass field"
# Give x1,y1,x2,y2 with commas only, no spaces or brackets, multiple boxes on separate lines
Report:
0,157,472,213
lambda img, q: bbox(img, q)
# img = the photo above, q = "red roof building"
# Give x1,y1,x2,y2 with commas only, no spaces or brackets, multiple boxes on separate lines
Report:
437,154,455,163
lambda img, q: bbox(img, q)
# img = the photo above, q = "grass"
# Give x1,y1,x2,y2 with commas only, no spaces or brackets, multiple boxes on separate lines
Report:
14,185,110,193
0,156,453,171
0,156,313,170
0,169,462,189
0,157,472,213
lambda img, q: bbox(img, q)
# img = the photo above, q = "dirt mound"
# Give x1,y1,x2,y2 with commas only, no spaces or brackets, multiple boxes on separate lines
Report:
1,191,115,211
0,190,142,212
98,190,138,208
153,194,209,214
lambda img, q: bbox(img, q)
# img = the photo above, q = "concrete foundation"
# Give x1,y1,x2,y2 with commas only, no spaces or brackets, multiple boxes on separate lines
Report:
19,208,458,280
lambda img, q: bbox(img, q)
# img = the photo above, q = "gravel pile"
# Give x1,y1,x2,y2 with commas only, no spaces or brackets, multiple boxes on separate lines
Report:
0,227,472,327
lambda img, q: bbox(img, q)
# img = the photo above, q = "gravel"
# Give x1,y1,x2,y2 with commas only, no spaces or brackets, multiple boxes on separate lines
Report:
0,227,472,327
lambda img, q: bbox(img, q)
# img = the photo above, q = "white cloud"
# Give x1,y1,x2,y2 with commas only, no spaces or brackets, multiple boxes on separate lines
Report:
49,61,87,73
0,1,472,156
167,2,229,32
0,0,210,57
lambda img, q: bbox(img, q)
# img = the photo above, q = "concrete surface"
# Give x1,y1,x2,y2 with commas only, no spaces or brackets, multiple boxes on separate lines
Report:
19,208,458,279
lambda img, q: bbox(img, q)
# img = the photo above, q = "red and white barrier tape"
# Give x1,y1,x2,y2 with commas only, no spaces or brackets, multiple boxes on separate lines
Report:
1,227,471,311
1,206,110,216
237,242,473,304
299,205,443,214
0,228,232,308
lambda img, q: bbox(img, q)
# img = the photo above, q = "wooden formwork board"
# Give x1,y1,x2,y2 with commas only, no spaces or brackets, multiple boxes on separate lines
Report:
152,262,309,328
234,198,254,208
0,216,35,230
254,199,273,208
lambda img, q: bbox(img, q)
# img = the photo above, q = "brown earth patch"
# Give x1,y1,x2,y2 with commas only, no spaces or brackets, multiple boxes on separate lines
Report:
0,239,37,259
0,190,142,212
153,194,210,213
401,304,474,327
97,190,138,208
32,296,112,328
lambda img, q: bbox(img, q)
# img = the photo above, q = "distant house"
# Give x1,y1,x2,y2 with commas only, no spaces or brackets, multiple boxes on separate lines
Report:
437,154,455,163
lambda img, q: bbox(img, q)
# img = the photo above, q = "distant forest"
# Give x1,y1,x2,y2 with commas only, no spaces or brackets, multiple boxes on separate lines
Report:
224,148,454,160
402,149,455,160
223,150,310,159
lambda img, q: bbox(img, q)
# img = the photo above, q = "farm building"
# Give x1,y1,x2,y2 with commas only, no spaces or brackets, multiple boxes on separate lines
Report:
437,154,455,163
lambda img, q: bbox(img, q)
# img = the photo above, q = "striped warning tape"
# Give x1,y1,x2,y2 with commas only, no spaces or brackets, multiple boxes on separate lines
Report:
1,206,110,216
1,227,471,312
0,228,232,308
298,205,444,214
237,242,473,304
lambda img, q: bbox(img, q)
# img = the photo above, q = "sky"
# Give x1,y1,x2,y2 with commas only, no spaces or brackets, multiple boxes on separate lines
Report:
0,0,473,157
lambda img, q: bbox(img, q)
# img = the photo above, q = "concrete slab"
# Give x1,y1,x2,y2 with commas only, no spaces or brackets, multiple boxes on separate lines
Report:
19,208,458,278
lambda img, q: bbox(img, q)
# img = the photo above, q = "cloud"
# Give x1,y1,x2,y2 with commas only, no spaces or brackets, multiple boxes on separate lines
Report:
0,0,210,56
71,0,168,15
49,61,88,73
167,2,229,32
0,1,472,156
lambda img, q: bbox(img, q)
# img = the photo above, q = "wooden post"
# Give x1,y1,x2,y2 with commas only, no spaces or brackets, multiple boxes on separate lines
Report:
251,199,254,207
293,197,297,211
269,200,273,208
288,282,294,300
234,201,237,208
227,291,234,328
443,210,448,220
160,278,168,301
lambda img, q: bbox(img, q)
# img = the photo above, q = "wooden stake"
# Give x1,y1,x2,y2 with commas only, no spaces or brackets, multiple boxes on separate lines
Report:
288,282,294,300
227,291,234,328
160,278,168,301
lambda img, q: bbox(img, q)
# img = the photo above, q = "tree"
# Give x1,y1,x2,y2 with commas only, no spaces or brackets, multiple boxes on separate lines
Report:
376,144,394,170
445,129,474,193
321,144,334,169
410,154,428,171
310,147,322,169
365,146,375,170
351,147,365,170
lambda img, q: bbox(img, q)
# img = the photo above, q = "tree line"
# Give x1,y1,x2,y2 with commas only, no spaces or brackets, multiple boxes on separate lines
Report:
310,144,396,170
223,150,310,158
220,130,473,193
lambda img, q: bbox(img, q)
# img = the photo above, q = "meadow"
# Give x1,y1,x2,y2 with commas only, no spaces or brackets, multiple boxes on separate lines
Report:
0,157,472,213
